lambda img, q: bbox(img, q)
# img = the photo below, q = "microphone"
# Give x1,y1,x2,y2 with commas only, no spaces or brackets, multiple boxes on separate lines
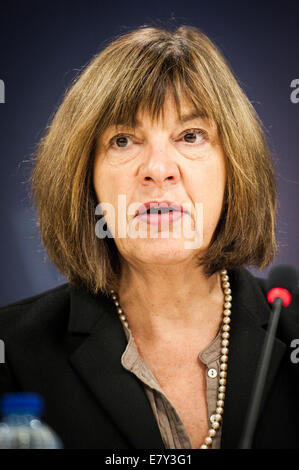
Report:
238,264,298,449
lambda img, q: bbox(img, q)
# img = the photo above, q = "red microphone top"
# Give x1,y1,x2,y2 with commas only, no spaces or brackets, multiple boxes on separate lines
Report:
267,287,292,307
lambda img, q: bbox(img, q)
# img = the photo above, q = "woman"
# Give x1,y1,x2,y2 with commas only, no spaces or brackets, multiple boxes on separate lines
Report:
0,25,298,449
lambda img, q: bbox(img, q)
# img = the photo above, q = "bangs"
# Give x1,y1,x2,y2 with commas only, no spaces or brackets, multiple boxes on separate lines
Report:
98,44,215,132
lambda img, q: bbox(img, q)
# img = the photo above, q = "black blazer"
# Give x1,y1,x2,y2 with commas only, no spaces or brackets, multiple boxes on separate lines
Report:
0,267,299,449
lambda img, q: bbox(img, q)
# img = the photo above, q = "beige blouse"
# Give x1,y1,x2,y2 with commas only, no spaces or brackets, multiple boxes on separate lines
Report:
120,323,222,449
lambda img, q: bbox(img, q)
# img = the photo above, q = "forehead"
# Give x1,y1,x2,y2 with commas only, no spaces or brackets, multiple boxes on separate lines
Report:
106,93,208,133
135,101,205,128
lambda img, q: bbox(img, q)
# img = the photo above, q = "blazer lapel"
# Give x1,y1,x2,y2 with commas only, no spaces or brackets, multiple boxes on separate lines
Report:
67,285,164,449
66,267,286,449
221,268,286,449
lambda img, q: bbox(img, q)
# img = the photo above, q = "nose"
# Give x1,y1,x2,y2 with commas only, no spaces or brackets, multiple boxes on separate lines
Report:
138,140,181,189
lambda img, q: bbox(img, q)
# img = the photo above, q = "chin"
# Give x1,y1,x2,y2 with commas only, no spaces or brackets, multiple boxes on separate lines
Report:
134,238,200,264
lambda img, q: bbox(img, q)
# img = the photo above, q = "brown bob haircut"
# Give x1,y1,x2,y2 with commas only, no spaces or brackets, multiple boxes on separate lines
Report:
30,25,277,296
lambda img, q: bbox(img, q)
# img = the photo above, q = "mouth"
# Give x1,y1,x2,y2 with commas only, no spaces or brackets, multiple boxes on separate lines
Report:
135,200,188,225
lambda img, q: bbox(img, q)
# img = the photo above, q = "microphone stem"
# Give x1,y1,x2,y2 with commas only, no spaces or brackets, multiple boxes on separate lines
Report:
239,297,283,449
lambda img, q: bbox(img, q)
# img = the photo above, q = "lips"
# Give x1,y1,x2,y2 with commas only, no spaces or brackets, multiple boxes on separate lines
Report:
135,200,186,217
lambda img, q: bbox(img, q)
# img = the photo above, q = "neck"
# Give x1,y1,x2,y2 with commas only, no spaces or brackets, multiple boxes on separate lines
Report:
117,261,225,342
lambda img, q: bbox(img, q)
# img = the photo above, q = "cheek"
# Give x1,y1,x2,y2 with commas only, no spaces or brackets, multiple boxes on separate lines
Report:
93,159,103,201
93,162,134,219
191,158,226,226
93,161,117,203
93,166,120,237
194,159,225,196
203,172,225,206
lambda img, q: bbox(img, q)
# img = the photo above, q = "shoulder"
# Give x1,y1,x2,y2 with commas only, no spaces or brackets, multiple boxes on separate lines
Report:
0,283,71,342
235,266,299,339
0,283,70,311
246,267,299,321
232,266,299,308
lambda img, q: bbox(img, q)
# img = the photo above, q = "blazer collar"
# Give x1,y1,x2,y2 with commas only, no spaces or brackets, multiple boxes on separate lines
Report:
220,268,286,448
68,284,165,449
67,267,286,449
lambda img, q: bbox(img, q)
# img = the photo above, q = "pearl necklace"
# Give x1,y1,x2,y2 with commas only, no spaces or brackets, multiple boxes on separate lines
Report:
110,268,231,449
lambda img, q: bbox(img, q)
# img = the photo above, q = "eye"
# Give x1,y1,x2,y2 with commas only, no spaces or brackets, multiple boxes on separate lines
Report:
108,128,208,150
109,133,132,149
182,129,207,144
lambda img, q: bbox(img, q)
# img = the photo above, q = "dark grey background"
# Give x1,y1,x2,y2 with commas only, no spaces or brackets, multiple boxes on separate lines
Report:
0,0,298,306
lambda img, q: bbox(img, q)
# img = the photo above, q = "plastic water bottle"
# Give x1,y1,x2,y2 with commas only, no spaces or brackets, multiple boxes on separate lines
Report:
0,393,63,449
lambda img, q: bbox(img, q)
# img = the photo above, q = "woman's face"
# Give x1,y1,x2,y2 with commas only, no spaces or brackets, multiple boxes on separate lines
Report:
93,92,226,267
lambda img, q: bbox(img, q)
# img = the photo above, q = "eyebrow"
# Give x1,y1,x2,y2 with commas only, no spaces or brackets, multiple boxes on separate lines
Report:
177,111,206,124
114,110,206,129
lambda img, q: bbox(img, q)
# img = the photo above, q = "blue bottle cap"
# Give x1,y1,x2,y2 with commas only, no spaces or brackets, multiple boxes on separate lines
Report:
0,393,44,416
